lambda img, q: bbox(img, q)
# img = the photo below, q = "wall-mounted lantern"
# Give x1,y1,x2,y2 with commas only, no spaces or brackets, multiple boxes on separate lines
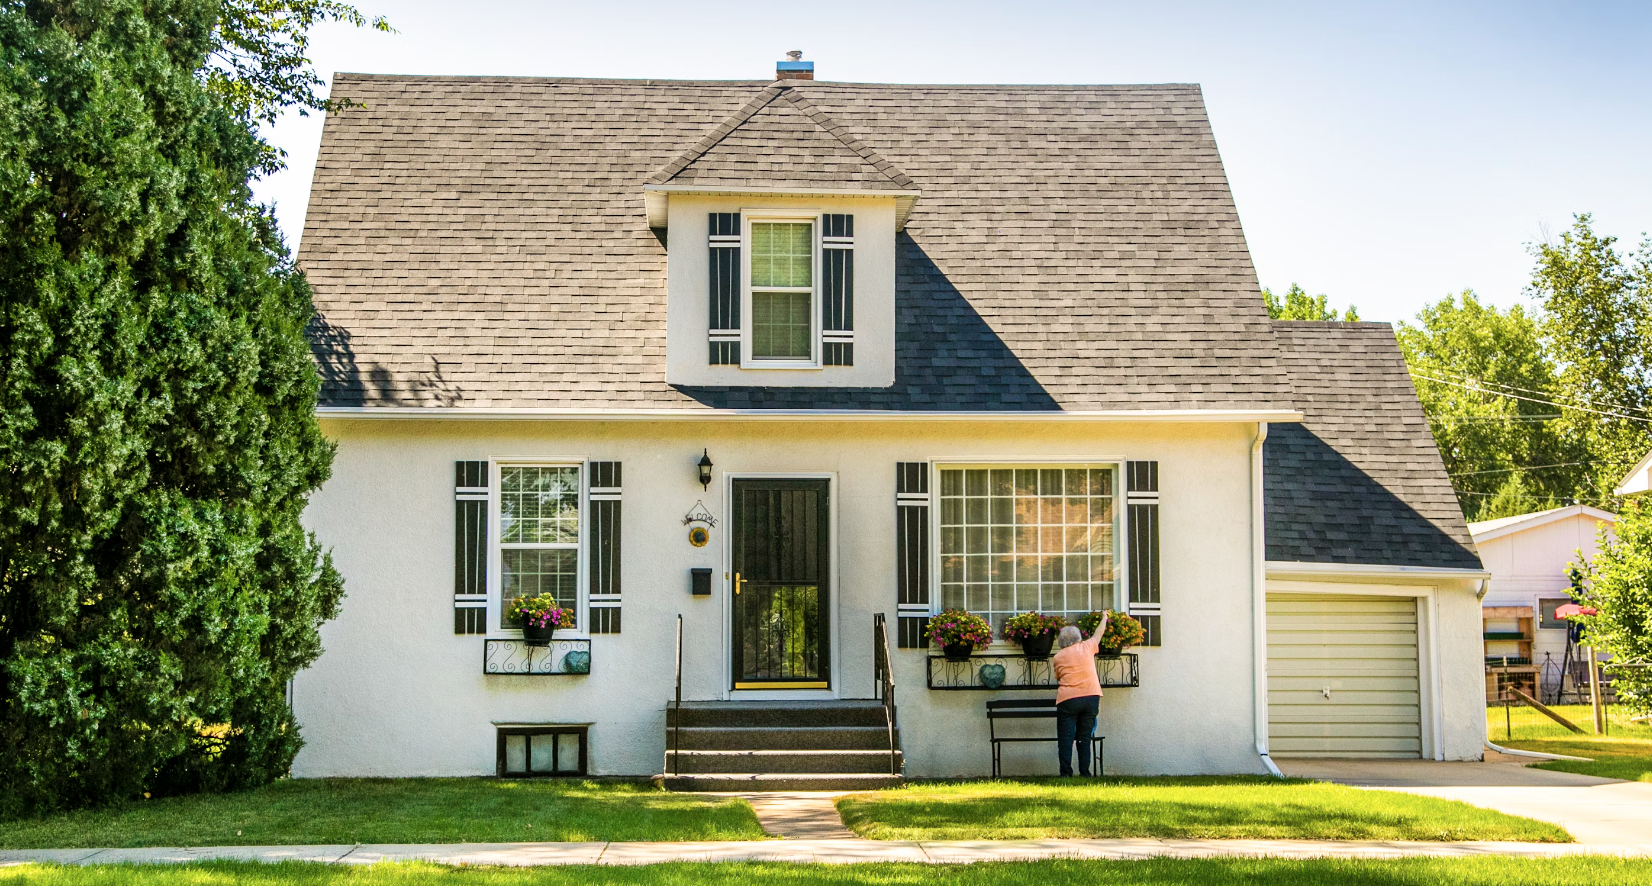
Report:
698,449,714,489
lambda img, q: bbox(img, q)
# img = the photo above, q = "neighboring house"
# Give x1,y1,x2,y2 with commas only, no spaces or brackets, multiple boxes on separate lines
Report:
290,57,1488,785
1617,451,1652,497
1470,505,1617,700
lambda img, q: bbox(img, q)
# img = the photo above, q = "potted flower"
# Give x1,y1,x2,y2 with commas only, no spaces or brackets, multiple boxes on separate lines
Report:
1002,612,1067,660
509,593,576,647
1077,610,1144,657
925,609,993,661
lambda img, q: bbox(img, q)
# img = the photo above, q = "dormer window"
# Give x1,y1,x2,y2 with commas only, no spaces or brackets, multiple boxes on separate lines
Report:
748,217,816,364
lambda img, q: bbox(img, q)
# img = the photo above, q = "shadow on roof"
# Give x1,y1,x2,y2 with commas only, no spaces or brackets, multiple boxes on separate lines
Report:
674,234,1059,410
310,313,466,407
1264,424,1481,569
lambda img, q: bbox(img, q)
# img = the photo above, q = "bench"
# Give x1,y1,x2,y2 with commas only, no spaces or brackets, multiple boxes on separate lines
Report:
987,698,1104,777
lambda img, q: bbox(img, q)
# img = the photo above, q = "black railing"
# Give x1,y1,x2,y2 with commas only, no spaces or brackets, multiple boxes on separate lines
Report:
873,613,899,775
670,613,683,775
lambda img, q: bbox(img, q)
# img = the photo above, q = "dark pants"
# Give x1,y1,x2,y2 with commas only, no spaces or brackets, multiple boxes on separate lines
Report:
1056,695,1099,776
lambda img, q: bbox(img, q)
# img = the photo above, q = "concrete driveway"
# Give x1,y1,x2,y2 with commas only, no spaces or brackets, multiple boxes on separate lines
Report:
1279,758,1652,843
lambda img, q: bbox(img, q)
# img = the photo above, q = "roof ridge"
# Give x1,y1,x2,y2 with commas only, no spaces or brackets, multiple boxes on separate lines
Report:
646,84,786,185
778,88,914,189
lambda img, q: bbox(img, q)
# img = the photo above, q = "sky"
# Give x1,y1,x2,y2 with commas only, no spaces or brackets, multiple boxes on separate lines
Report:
253,0,1652,324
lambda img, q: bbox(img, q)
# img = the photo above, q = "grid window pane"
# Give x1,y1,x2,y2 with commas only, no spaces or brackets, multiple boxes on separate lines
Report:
750,222,813,287
751,291,811,359
938,465,1117,632
502,549,578,628
500,467,579,544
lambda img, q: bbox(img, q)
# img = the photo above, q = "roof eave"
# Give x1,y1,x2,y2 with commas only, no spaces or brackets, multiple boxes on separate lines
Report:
644,185,920,231
316,406,1304,423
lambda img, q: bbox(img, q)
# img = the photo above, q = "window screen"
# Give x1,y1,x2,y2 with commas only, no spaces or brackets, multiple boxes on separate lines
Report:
500,466,580,629
938,466,1118,633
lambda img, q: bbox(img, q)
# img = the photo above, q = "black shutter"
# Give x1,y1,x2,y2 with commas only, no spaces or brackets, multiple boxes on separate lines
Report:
896,462,929,647
822,214,854,366
708,213,741,365
1126,460,1161,647
588,461,622,633
454,461,489,634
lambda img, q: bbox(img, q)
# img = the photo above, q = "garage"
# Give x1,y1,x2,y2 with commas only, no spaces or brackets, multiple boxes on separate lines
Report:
1267,594,1423,758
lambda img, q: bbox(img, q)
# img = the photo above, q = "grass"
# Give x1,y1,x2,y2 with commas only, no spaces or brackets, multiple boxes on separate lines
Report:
835,777,1568,842
1489,703,1652,782
0,779,766,849
8,859,1652,886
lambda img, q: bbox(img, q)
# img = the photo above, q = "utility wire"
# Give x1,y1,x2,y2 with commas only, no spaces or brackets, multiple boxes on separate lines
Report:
1448,462,1606,477
1427,414,1562,423
1414,369,1652,420
1410,373,1652,426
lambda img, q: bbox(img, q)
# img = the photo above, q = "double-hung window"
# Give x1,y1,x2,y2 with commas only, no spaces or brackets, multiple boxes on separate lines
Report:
937,465,1119,633
496,464,582,633
745,215,817,365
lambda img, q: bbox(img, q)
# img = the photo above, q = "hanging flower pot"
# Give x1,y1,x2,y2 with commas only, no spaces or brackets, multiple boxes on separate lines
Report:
925,609,992,662
1001,612,1067,660
508,593,576,648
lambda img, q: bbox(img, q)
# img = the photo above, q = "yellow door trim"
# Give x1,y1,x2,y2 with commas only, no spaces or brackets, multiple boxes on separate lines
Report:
733,681,830,690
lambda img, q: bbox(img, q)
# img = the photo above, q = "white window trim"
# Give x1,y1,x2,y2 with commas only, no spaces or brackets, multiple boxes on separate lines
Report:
740,210,823,370
488,460,590,640
926,459,1127,621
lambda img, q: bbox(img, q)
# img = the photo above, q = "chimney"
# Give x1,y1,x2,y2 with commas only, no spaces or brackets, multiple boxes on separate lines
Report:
776,50,814,81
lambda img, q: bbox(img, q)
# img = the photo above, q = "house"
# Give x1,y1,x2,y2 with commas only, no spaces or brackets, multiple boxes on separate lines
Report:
1617,451,1652,497
1470,505,1617,702
290,56,1489,785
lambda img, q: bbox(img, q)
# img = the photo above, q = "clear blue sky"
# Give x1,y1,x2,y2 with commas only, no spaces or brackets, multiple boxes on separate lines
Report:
255,0,1652,324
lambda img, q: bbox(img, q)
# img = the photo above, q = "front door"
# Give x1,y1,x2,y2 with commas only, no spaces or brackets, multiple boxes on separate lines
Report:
730,478,831,690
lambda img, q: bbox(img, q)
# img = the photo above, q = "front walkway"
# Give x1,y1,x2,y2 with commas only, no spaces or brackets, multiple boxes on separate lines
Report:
6,839,1652,867
1278,758,1652,844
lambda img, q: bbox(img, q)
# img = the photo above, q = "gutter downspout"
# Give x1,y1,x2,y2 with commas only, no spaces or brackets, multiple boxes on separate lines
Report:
1252,421,1282,778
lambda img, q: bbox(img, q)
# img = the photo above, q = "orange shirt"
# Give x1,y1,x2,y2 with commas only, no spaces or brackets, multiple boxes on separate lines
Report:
1053,633,1104,703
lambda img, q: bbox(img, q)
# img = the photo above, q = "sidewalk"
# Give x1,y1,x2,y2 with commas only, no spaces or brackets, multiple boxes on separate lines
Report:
6,839,1652,867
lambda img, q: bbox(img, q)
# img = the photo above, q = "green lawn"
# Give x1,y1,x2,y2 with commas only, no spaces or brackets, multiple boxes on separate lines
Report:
1489,703,1652,782
835,778,1569,842
0,779,766,848
8,859,1652,886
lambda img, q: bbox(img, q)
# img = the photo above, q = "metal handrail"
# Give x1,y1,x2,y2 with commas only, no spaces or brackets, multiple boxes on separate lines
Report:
873,613,899,775
670,613,683,775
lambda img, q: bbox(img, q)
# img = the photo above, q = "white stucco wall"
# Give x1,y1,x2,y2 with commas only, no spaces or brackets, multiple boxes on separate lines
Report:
293,418,1267,778
663,194,897,387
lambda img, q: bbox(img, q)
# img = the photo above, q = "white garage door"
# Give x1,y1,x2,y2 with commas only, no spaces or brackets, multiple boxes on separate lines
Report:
1267,594,1422,758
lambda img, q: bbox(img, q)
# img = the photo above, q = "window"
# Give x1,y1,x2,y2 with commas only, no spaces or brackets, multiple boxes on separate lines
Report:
498,465,581,631
1539,598,1572,630
497,726,587,777
748,219,815,362
938,466,1118,633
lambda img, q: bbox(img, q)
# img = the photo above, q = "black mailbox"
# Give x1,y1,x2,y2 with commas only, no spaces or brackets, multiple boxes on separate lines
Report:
690,568,712,596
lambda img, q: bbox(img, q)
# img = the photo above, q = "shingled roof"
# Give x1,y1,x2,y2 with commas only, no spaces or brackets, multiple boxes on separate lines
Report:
299,75,1292,411
1264,322,1482,570
647,84,914,191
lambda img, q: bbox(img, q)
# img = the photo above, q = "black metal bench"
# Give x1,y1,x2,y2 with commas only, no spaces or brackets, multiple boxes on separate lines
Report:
987,698,1104,777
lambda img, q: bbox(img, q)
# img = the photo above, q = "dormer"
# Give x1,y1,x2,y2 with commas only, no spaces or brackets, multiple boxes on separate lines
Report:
654,65,917,388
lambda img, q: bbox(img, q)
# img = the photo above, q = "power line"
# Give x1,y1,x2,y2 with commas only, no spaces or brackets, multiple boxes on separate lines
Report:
1410,373,1652,426
1413,369,1652,419
1427,414,1562,423
1449,462,1601,477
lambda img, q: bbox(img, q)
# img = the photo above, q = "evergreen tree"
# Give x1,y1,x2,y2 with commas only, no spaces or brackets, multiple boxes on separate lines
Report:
0,0,383,815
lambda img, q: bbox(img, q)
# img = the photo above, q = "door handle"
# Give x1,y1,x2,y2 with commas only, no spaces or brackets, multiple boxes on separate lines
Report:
734,573,747,595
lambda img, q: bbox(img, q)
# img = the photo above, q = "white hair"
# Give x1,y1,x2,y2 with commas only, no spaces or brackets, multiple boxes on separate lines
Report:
1055,625,1084,649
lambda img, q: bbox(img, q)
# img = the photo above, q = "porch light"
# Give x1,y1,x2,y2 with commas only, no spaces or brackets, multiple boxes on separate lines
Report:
698,450,714,489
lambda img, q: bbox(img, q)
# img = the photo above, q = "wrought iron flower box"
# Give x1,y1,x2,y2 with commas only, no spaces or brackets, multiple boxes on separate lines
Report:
926,651,1138,690
483,638,592,675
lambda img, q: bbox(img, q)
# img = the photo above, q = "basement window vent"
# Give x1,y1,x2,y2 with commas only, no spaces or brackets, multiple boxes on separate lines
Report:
497,725,588,777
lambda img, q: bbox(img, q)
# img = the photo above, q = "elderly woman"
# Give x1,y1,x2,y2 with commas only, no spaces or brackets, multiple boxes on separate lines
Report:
1051,614,1108,777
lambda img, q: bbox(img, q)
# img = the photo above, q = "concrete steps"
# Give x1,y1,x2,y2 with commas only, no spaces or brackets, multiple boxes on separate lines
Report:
661,700,903,791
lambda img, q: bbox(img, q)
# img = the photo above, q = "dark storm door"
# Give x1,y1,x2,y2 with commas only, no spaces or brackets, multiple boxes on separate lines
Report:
731,478,831,689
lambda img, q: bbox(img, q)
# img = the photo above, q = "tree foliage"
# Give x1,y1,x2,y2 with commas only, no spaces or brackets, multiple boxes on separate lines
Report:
1397,291,1584,521
0,0,376,816
1264,283,1360,321
1531,215,1652,500
1572,500,1652,717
